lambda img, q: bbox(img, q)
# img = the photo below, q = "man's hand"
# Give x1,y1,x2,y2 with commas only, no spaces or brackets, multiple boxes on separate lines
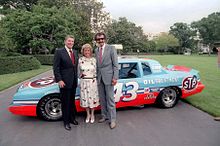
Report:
58,80,65,88
112,79,117,86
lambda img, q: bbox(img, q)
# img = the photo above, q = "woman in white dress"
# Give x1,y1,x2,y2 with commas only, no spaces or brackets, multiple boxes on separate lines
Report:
78,44,99,123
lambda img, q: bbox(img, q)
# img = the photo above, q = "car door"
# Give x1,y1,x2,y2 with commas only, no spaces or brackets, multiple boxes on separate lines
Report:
139,62,161,104
114,61,144,108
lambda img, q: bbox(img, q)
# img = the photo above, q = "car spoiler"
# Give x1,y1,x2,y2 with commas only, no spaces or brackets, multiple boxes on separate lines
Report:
166,65,199,75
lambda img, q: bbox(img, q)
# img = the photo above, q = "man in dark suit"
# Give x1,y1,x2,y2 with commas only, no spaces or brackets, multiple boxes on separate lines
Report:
94,32,119,129
53,35,79,131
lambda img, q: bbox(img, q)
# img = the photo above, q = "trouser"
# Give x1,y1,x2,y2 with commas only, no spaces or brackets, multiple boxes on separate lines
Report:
60,88,76,125
98,78,116,122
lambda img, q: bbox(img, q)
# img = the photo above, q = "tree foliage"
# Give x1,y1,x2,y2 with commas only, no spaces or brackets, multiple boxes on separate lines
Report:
72,0,110,33
191,12,220,46
0,0,38,11
0,5,92,54
105,17,150,53
0,0,109,54
169,22,195,53
153,33,179,52
38,0,110,33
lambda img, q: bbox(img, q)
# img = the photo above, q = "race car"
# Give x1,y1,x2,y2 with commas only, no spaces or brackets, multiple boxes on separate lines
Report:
9,58,205,121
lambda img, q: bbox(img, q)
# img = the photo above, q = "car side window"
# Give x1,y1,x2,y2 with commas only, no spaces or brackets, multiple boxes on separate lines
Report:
119,63,139,79
142,63,152,75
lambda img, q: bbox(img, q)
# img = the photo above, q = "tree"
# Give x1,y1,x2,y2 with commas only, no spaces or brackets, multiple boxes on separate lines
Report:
191,12,220,49
72,0,110,33
0,5,92,54
1,0,110,33
145,41,156,53
153,33,179,53
0,0,38,11
39,0,111,33
169,22,195,54
105,17,149,53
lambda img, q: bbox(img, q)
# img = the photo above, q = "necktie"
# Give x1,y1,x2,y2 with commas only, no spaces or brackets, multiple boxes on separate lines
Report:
99,47,102,64
69,50,75,64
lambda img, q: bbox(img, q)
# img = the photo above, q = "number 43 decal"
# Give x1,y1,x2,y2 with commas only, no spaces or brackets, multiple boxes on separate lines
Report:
114,82,139,102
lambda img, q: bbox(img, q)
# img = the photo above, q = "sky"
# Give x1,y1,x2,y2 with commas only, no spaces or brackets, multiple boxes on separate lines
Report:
101,0,220,34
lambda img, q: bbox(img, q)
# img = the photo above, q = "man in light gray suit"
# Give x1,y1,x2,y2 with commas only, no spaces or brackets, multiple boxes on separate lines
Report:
94,32,119,129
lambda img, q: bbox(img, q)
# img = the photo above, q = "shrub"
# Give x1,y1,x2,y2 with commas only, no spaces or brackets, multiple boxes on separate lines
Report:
0,52,22,57
5,52,22,56
35,55,54,65
0,56,41,75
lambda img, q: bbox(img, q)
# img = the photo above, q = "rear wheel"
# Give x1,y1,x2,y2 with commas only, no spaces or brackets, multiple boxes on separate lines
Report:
157,87,179,108
37,94,62,121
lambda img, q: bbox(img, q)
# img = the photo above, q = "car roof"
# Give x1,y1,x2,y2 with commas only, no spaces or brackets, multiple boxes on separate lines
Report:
118,56,158,64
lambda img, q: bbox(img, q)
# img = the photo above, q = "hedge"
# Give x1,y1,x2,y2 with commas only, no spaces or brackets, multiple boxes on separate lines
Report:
0,56,41,75
35,55,54,65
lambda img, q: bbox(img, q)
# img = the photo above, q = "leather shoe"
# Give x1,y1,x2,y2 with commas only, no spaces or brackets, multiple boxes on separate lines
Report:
110,122,116,129
98,117,107,123
64,124,71,131
70,120,79,125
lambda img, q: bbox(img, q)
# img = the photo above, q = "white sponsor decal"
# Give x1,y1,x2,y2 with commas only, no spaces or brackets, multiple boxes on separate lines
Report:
144,93,156,100
114,82,139,102
144,78,178,85
13,101,39,104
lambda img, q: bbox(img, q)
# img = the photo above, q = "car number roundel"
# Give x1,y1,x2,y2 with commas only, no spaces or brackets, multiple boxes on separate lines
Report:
30,77,55,88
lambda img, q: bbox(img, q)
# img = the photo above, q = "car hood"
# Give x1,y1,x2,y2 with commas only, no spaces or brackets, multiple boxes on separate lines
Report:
14,77,80,101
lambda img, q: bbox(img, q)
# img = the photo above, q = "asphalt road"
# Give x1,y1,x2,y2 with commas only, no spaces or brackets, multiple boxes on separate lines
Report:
0,71,220,146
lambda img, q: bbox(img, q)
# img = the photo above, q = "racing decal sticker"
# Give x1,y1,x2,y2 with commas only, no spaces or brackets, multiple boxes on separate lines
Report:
144,93,156,100
122,82,139,102
182,76,198,91
30,77,56,88
13,100,39,105
144,78,178,85
114,82,139,102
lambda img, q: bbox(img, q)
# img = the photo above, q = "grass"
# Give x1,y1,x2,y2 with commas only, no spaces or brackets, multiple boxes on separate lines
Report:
139,54,220,117
0,65,52,91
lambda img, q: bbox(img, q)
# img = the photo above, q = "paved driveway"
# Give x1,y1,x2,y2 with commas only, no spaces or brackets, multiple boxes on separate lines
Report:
0,71,220,146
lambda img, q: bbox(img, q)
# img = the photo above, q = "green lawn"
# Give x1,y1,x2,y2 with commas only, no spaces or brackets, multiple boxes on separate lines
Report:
0,65,52,91
140,55,220,117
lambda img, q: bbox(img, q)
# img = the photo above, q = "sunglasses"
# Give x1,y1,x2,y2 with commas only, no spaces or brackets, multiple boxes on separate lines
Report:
96,38,105,41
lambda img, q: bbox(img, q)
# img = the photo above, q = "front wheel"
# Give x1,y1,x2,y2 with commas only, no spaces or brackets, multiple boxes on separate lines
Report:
156,87,179,108
37,94,62,121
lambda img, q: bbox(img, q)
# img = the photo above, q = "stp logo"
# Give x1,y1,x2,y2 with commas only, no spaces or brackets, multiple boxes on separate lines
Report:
30,77,55,88
183,76,198,90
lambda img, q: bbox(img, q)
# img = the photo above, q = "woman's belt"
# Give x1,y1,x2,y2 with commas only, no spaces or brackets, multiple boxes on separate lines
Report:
81,77,97,79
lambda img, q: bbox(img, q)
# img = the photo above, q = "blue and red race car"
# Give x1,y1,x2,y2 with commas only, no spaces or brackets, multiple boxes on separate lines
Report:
9,58,205,121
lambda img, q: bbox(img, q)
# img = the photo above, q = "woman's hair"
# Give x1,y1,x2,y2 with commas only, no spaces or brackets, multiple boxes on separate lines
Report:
81,43,93,56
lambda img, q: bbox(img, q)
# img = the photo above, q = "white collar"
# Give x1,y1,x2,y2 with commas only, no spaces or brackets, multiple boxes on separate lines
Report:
65,46,72,52
99,44,106,50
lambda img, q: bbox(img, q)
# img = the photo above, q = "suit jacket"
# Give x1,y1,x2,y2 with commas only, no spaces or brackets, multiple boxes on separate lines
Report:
95,44,119,85
53,48,78,88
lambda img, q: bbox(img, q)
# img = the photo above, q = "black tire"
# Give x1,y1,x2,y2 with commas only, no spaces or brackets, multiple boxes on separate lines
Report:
156,87,179,108
37,94,62,121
